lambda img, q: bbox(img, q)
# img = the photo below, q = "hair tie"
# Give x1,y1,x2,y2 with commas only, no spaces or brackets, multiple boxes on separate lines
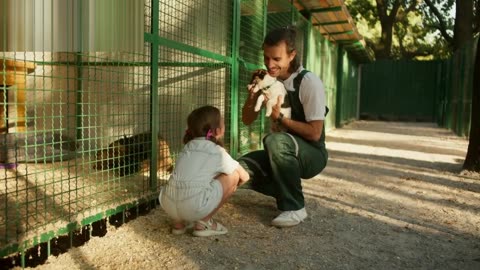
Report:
185,129,192,136
206,129,214,140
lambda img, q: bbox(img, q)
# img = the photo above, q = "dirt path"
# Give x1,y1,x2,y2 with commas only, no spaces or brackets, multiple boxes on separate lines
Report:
20,121,480,270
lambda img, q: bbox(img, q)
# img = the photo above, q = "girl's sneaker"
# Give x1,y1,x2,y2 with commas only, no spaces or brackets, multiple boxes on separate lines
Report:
192,219,228,237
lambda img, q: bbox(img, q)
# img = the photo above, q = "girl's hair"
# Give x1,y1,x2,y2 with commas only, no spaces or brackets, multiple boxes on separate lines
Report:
262,25,300,73
183,105,223,146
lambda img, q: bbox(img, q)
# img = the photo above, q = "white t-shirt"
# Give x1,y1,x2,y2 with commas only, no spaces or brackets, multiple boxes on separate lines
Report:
280,66,327,121
170,138,239,183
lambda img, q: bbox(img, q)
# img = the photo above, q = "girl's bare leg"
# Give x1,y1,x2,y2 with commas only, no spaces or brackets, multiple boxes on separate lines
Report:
172,220,186,230
195,171,240,229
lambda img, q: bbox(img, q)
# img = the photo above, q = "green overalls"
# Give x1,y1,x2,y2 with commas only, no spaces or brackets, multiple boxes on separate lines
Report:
238,70,329,211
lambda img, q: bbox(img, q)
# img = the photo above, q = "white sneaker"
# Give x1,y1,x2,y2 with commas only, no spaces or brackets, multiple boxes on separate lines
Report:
271,208,307,227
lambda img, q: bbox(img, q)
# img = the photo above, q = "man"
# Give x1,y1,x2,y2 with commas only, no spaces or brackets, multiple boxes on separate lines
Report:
238,26,329,227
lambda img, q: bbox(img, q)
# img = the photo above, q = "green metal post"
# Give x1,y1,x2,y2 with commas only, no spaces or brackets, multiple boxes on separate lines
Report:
435,62,443,126
21,251,25,268
76,0,83,142
457,51,465,136
335,45,344,127
291,0,295,25
303,12,311,67
263,0,268,48
260,0,268,139
75,53,82,211
149,0,160,189
230,0,241,158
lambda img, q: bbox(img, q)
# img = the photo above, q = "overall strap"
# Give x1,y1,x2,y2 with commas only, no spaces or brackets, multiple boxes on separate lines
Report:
288,70,309,122
291,69,329,117
293,69,309,92
287,69,328,147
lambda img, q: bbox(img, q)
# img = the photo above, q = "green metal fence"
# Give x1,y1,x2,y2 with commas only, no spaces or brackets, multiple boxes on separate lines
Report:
1,1,160,265
237,0,267,155
359,38,477,137
438,37,478,137
304,21,338,130
1,0,363,265
335,46,361,127
360,60,440,122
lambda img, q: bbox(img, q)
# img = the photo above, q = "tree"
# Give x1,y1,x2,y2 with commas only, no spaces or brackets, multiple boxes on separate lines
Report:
476,0,480,32
346,0,480,171
346,0,456,59
422,0,479,172
462,0,480,172
453,0,474,49
393,8,449,58
346,0,421,58
423,0,480,49
377,0,431,58
420,0,454,48
464,36,480,172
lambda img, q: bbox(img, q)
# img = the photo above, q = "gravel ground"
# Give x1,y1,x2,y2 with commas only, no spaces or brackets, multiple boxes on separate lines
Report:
17,121,480,270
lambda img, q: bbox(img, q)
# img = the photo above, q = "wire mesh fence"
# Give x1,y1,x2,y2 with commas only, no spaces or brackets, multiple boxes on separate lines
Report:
0,0,362,264
1,0,161,260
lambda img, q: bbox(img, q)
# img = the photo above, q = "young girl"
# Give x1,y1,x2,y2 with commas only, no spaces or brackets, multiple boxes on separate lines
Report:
159,105,250,237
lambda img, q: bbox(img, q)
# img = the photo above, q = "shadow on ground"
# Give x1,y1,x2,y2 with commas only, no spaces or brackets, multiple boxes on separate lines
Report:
25,121,480,270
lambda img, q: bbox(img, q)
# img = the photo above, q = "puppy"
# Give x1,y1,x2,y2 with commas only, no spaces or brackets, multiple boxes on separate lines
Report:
249,69,291,131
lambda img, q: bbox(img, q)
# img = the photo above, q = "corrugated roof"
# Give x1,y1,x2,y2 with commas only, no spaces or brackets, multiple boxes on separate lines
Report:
294,0,375,63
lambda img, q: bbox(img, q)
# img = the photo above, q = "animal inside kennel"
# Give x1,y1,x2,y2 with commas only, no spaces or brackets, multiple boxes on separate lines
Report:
3,0,473,268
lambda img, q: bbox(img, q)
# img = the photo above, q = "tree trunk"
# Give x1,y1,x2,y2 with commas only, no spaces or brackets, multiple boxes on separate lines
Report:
463,37,480,172
475,0,480,33
378,19,394,58
374,0,397,59
454,0,473,50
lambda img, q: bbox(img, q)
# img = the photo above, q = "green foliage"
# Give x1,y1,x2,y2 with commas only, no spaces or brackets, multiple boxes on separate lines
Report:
346,0,377,28
345,0,455,59
419,0,454,34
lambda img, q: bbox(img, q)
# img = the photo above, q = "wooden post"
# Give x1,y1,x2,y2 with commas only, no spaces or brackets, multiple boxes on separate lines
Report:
0,59,36,133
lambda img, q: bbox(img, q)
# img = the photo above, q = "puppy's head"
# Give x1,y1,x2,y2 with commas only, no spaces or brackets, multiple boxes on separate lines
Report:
250,69,268,84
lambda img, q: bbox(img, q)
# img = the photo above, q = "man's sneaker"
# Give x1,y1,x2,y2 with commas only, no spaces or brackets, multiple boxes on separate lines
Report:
271,208,307,227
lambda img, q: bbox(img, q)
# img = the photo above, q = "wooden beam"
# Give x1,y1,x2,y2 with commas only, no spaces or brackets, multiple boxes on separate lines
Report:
325,30,354,36
313,20,349,26
309,6,342,13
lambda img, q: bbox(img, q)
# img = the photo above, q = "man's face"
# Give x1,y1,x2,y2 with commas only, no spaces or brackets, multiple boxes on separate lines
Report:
263,41,296,80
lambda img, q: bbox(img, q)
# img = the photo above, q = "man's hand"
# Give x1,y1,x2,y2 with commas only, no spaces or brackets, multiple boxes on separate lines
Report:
270,95,283,121
247,84,262,100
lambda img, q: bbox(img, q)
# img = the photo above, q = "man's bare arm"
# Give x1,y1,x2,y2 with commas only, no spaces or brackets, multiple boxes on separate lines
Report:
270,96,323,141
